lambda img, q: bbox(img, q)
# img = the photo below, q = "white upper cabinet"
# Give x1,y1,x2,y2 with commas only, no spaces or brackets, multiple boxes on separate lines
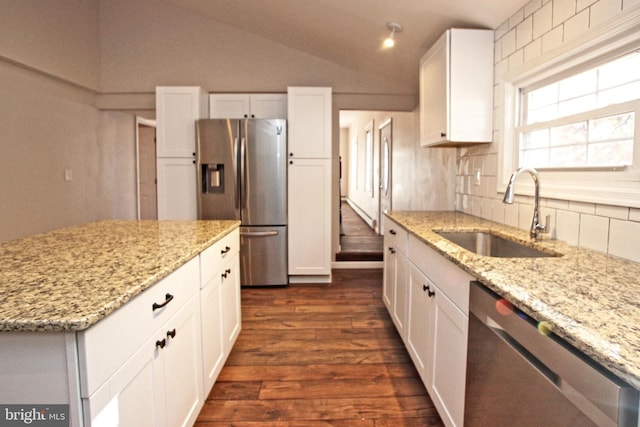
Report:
419,28,494,147
287,87,332,158
156,86,209,158
209,94,287,119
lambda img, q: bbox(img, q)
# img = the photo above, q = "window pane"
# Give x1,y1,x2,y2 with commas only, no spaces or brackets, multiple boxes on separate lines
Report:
522,129,549,149
598,81,640,107
598,52,640,90
527,104,558,124
558,94,597,116
589,113,634,142
588,140,633,166
521,148,549,167
550,122,587,147
527,84,558,109
559,70,597,101
549,144,587,167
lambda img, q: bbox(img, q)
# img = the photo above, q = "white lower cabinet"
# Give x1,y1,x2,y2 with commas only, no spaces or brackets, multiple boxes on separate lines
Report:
80,230,241,426
383,219,409,340
384,227,472,427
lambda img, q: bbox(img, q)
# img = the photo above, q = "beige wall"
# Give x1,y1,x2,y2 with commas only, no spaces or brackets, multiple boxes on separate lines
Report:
457,0,640,262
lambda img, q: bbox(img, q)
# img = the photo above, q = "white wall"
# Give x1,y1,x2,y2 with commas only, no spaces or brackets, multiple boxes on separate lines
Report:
456,0,640,262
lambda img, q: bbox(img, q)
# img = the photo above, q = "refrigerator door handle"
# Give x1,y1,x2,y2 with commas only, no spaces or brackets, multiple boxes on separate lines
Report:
240,230,279,237
233,136,240,211
240,136,247,210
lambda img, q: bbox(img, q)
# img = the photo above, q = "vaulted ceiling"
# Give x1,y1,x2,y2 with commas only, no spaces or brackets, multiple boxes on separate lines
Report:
166,0,523,94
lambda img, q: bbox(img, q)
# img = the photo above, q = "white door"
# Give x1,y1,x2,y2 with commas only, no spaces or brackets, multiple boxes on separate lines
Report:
138,122,157,220
378,119,392,234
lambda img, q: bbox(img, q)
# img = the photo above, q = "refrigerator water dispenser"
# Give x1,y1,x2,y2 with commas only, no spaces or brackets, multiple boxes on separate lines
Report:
203,164,224,193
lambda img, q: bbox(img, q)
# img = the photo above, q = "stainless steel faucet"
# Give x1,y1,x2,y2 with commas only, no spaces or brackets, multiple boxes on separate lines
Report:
503,167,549,240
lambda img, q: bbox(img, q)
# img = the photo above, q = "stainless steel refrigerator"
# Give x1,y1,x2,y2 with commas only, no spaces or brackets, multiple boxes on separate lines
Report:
196,118,288,286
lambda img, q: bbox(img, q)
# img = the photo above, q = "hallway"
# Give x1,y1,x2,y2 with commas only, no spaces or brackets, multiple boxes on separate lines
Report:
337,201,383,261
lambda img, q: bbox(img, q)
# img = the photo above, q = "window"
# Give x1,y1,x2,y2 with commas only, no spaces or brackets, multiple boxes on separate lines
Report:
500,13,640,208
518,52,640,170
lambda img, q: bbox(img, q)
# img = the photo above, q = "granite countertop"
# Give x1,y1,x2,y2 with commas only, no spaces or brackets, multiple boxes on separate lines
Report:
387,210,640,390
0,220,240,333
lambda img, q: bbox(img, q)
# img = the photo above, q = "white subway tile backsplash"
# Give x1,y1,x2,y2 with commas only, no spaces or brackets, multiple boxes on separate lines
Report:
577,0,599,10
547,198,569,210
524,38,543,61
502,29,517,57
525,0,544,16
623,0,640,10
609,219,640,262
553,0,578,26
517,17,534,48
556,210,580,245
595,204,628,220
495,21,509,40
508,48,525,71
579,214,609,253
504,203,520,227
509,8,525,28
533,2,554,37
564,9,590,40
630,208,640,222
541,26,564,53
492,199,506,224
568,200,596,214
590,0,623,26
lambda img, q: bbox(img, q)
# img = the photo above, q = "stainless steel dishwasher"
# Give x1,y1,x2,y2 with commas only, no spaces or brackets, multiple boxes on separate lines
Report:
465,281,638,427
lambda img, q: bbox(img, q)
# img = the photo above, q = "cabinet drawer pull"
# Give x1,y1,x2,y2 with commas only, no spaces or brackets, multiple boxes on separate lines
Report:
440,132,447,138
166,328,176,339
221,268,231,279
156,338,166,349
422,284,436,298
388,247,396,254
389,229,396,235
152,293,174,311
221,246,231,256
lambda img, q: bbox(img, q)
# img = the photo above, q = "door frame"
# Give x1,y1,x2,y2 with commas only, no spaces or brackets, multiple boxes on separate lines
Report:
135,116,157,220
378,118,393,234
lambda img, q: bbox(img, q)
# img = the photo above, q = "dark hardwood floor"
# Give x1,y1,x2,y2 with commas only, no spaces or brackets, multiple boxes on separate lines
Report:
337,201,383,262
194,269,444,426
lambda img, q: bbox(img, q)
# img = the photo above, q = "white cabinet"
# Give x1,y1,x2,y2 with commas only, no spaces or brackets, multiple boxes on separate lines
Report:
384,226,473,427
156,86,208,158
79,257,204,427
200,229,241,395
287,87,332,159
288,158,332,276
383,219,409,340
155,86,208,220
209,94,287,119
419,28,493,147
156,158,197,221
286,87,332,279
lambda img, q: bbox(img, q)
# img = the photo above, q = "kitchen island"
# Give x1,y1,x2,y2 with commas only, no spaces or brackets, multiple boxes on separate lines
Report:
0,220,240,426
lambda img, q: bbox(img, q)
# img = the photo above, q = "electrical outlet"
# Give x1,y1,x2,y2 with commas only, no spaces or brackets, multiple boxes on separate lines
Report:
64,168,73,182
473,168,481,186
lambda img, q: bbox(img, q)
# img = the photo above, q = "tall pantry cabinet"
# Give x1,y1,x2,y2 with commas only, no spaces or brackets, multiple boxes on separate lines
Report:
156,86,209,220
287,87,332,279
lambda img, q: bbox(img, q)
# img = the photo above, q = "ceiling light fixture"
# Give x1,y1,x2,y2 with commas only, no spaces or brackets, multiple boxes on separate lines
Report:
383,22,403,48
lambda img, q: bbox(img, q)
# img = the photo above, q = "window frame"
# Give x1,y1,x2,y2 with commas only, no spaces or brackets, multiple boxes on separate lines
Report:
499,9,640,208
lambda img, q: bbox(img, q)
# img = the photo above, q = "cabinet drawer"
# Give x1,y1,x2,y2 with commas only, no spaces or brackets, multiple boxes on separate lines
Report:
78,256,200,397
408,235,472,314
385,219,408,254
200,229,239,289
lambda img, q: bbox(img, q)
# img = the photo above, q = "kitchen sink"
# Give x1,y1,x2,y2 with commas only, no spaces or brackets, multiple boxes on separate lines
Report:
436,231,559,258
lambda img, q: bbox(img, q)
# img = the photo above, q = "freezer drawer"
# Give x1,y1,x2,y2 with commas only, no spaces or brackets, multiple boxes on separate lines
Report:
240,226,288,286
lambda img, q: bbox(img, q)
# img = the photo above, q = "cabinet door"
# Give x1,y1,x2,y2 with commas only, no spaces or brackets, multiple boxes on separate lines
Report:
287,158,331,275
156,158,197,220
221,253,241,351
431,289,468,427
382,243,395,313
406,264,435,390
419,32,447,147
287,87,332,158
393,254,408,340
250,94,287,119
209,94,250,119
156,86,208,158
200,275,225,394
160,295,204,427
